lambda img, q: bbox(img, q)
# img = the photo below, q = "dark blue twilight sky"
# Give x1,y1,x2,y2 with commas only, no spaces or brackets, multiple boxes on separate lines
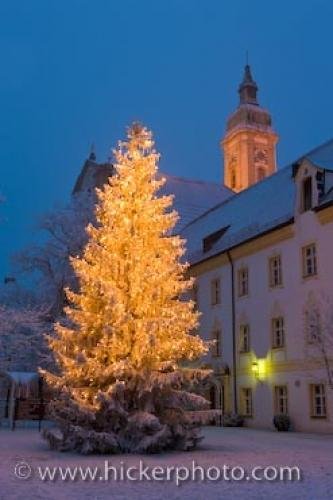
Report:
0,0,333,278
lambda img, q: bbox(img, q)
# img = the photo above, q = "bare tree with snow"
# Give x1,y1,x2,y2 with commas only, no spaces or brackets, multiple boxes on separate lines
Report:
11,191,95,320
0,191,95,373
304,291,333,389
0,304,53,372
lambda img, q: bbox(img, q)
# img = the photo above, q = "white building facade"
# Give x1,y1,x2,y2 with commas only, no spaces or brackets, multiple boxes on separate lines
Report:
176,65,333,433
182,151,333,433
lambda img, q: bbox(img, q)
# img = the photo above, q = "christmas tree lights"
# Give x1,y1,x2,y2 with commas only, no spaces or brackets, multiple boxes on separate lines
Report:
43,124,216,454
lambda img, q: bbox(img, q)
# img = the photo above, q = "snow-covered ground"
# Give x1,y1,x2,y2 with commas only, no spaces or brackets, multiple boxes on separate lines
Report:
0,426,332,500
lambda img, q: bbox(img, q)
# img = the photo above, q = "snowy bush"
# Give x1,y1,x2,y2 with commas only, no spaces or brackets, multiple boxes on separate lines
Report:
222,413,244,427
273,414,290,432
44,368,218,454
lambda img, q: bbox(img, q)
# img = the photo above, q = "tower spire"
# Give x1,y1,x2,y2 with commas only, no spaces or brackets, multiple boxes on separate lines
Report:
89,143,96,162
221,63,278,192
238,64,258,105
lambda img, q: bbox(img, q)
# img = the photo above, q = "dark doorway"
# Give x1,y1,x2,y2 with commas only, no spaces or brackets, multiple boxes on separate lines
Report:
210,386,216,409
302,177,312,212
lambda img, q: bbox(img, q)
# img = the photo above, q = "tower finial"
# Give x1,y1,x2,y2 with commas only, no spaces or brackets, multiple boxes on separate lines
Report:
89,143,96,161
246,50,249,66
238,63,258,105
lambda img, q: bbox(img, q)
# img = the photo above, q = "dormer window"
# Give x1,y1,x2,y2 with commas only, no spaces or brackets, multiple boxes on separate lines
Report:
302,177,313,212
295,161,324,215
316,171,325,199
202,226,229,253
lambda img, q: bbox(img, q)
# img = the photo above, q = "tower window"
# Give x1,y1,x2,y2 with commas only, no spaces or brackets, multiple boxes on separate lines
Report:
257,167,266,181
231,169,237,189
302,177,313,212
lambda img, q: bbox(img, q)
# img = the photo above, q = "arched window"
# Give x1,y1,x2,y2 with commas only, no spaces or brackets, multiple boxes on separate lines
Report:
231,169,236,189
257,167,266,181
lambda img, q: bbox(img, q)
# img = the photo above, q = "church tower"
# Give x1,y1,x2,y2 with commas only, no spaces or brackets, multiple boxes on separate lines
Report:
221,64,278,192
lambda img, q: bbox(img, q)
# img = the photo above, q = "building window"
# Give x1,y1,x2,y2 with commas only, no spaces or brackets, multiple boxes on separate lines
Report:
302,244,317,278
211,278,221,306
238,267,249,297
211,329,221,357
310,384,327,418
302,177,313,212
241,388,253,417
269,255,282,287
272,317,285,349
239,324,250,353
274,385,288,414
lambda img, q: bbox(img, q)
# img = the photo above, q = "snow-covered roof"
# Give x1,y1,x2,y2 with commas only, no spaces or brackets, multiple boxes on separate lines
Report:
304,138,333,171
181,165,295,264
73,137,333,261
4,371,38,385
159,174,233,232
181,138,333,265
73,159,234,233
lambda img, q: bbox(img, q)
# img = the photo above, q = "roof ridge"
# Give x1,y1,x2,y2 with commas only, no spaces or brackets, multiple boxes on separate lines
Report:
181,165,293,232
301,136,333,160
160,172,231,189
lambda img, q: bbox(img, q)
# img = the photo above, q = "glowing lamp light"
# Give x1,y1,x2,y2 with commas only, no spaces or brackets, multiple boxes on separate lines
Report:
252,359,266,381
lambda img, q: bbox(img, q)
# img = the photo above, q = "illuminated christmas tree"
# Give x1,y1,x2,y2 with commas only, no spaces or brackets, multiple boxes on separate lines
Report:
43,124,216,454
